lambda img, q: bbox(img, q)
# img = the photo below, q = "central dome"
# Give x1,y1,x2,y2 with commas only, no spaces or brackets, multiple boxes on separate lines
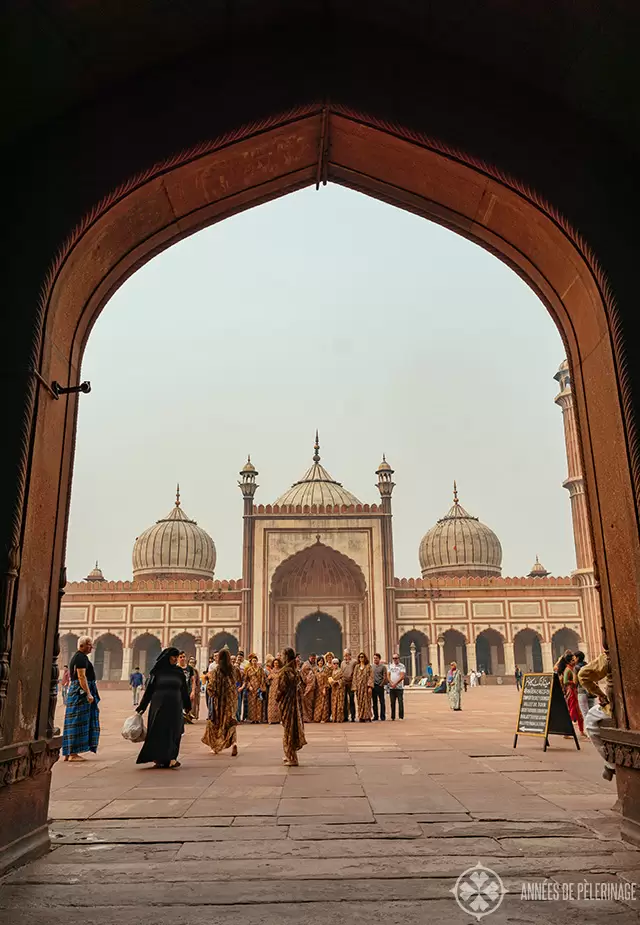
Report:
419,483,502,578
132,487,216,580
274,433,362,508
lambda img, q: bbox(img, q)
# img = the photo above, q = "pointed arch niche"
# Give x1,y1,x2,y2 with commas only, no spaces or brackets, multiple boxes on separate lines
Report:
269,540,369,656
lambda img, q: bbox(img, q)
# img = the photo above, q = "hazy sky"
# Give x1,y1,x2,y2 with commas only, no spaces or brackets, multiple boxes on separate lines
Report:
67,185,574,582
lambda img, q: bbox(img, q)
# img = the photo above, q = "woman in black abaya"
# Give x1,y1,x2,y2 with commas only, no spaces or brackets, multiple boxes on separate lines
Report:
136,647,191,768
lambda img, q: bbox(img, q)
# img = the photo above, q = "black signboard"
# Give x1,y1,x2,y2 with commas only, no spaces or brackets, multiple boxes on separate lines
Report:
514,672,579,751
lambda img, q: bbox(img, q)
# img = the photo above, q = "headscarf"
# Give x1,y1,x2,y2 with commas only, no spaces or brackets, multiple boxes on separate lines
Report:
149,646,180,677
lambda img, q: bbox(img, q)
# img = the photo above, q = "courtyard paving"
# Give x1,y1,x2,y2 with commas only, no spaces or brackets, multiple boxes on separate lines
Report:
2,687,639,923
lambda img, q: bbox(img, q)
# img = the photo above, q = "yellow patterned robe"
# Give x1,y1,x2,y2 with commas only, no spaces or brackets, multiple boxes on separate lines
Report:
202,669,237,753
313,663,331,722
267,667,282,723
353,663,374,721
328,667,345,723
245,663,266,723
276,662,307,764
300,660,318,722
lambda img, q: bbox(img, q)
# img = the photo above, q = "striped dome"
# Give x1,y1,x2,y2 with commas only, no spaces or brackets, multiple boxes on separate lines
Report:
419,484,502,578
132,488,216,580
274,434,361,509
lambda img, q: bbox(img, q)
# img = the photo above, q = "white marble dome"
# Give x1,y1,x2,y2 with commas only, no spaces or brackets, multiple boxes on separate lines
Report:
132,488,216,580
274,435,361,508
419,484,502,578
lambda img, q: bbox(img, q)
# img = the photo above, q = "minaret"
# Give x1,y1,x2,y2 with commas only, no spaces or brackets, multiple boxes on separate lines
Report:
238,456,258,652
376,455,396,656
554,359,601,657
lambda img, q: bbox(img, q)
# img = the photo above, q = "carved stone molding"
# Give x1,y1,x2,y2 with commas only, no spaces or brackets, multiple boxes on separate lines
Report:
601,729,640,769
0,737,61,789
0,543,21,735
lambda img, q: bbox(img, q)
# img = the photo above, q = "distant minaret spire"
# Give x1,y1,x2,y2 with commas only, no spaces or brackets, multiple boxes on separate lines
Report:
313,430,321,463
175,483,181,507
453,480,459,504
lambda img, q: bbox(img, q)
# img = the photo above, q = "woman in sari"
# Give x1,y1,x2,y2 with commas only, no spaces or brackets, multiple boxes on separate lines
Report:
313,656,331,723
202,648,238,756
276,647,307,766
353,652,374,721
136,647,191,768
327,658,345,723
446,661,463,711
244,654,266,723
188,657,201,719
563,654,586,737
263,655,275,722
267,657,283,723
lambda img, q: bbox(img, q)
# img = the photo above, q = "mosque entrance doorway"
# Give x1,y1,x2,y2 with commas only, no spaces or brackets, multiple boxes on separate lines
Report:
296,613,343,661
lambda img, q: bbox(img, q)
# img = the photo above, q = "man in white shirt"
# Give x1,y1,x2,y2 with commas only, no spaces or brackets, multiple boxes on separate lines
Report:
387,653,406,720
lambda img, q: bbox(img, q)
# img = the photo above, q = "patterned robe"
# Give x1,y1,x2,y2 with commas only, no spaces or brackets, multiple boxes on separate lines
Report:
267,667,282,723
300,660,318,722
313,663,331,722
353,663,374,721
245,663,266,722
328,667,345,723
202,668,237,753
276,662,307,763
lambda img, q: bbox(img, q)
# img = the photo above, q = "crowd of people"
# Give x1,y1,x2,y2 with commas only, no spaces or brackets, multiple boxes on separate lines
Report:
59,637,615,780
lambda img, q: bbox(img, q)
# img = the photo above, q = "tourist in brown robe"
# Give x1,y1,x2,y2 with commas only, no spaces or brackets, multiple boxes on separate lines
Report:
244,654,266,723
313,656,331,723
188,657,201,719
328,658,345,723
276,647,307,766
300,653,318,722
263,655,275,722
201,648,238,757
353,652,374,721
267,657,283,723
324,651,335,721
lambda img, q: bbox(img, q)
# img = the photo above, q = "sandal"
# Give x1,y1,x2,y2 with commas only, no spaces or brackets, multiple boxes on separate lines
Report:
67,754,87,762
169,760,181,769
231,745,238,757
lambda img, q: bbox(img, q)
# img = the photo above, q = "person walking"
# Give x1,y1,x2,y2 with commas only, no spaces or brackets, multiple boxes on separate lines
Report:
202,648,238,757
61,664,71,705
562,653,586,737
447,661,463,711
130,665,144,707
135,647,191,769
578,650,616,780
514,667,523,690
62,637,100,762
276,647,307,766
177,652,196,724
387,653,406,720
353,652,374,721
341,649,356,722
372,653,388,721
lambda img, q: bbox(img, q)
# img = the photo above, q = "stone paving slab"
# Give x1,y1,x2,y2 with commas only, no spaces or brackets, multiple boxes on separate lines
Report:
48,824,287,843
48,800,113,819
288,821,423,839
92,798,195,819
277,796,374,818
184,798,280,817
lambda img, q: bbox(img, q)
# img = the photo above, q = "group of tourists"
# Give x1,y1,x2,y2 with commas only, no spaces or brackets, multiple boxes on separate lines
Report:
203,648,409,724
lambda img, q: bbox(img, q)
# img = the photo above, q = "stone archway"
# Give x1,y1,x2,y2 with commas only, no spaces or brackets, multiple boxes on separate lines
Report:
295,612,343,661
93,633,123,682
442,630,468,675
170,632,197,660
513,629,544,673
131,633,162,676
59,634,78,671
399,630,430,678
270,540,366,655
552,627,581,663
4,73,640,861
475,629,505,676
208,632,239,656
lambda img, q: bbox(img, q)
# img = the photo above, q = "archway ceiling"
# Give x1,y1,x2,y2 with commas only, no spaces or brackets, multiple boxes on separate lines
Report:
4,3,640,151
272,541,366,598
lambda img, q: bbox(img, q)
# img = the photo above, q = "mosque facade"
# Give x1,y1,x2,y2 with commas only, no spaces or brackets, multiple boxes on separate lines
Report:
59,360,601,683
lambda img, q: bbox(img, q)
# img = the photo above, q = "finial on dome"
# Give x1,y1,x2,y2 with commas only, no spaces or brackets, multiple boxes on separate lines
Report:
453,480,459,504
175,483,181,507
313,430,320,463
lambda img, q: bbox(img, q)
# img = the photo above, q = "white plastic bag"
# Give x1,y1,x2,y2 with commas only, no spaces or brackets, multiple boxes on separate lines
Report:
121,712,146,742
